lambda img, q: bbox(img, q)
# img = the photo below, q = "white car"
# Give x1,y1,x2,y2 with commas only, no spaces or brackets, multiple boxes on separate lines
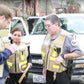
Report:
8,14,84,84
30,13,84,84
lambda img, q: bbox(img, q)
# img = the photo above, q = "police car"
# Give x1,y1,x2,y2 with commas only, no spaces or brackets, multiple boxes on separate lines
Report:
8,14,84,84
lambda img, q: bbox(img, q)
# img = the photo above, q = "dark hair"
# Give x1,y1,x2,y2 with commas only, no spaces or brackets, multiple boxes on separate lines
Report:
45,14,60,26
12,28,23,36
10,28,23,44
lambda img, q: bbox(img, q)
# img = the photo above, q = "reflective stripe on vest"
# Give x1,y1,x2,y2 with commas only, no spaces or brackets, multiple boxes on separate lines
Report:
50,57,64,69
53,65,59,69
41,51,45,60
22,65,27,69
7,61,27,69
52,48,57,57
7,61,12,69
50,57,59,69
50,57,56,61
19,61,27,69
50,57,63,63
41,51,45,57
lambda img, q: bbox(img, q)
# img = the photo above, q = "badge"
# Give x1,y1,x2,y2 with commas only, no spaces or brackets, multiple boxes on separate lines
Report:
71,40,77,46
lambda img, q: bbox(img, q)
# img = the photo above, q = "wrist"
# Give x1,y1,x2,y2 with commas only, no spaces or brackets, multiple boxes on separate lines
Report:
61,54,64,59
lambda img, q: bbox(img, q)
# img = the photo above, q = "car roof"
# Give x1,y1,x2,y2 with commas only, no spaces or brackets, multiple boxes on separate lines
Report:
27,16,42,20
57,13,84,18
40,13,84,19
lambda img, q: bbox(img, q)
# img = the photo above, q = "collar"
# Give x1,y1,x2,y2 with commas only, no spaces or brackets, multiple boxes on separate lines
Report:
51,29,62,41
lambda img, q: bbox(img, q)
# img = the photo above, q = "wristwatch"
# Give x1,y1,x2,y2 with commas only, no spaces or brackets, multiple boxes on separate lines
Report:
61,54,64,59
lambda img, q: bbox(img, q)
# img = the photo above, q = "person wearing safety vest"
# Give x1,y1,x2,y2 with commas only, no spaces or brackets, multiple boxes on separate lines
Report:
0,4,18,84
5,28,32,84
41,14,84,84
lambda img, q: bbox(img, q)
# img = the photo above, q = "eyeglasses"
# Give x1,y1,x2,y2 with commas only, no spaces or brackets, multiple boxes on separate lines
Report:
45,23,55,28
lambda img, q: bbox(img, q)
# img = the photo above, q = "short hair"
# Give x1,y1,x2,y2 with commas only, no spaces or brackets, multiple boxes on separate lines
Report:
12,28,23,36
45,14,60,26
0,4,13,20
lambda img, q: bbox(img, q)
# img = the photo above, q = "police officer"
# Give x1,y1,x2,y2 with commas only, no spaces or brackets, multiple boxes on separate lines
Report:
41,14,84,84
0,4,18,84
5,28,32,84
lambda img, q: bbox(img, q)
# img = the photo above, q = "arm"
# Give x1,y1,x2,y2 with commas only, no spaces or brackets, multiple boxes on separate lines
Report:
63,35,84,59
27,46,32,63
56,35,84,64
64,52,83,59
27,46,32,68
0,48,12,64
0,43,17,64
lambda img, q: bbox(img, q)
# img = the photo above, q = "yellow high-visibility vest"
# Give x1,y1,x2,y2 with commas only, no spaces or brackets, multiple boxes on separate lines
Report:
41,30,68,72
4,40,28,73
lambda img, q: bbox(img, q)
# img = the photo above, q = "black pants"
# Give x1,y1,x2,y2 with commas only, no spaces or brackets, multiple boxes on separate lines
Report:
5,73,26,84
46,70,70,84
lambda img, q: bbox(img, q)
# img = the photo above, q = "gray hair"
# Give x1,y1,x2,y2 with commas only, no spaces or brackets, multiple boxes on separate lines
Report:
45,14,60,26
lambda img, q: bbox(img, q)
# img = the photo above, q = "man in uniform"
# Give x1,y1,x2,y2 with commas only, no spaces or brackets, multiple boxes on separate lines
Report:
0,4,18,84
41,14,84,84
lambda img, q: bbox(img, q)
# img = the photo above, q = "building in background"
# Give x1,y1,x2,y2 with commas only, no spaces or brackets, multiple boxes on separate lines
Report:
0,0,83,17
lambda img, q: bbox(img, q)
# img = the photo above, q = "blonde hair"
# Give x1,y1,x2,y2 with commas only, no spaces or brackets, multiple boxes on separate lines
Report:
0,4,13,20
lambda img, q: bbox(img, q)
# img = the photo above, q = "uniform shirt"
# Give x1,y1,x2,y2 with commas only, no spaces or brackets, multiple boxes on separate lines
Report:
51,29,62,41
51,28,83,55
63,34,84,55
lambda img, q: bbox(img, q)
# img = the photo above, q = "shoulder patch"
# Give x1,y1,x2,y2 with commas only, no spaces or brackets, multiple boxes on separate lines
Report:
71,40,77,46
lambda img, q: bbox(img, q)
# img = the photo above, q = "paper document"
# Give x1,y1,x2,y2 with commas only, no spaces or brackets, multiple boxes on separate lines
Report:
16,42,30,50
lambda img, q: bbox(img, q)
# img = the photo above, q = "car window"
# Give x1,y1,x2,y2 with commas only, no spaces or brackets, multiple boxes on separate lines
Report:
27,18,39,34
31,16,84,35
60,17,84,34
31,18,47,34
10,19,26,36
